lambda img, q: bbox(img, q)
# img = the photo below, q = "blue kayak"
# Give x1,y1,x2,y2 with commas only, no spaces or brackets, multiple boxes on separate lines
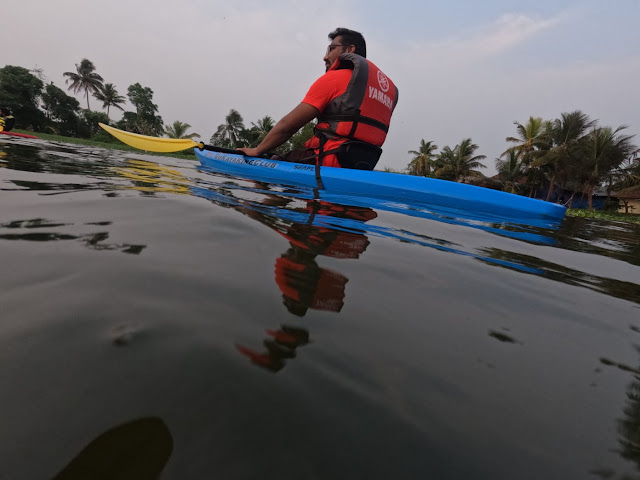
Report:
194,149,566,223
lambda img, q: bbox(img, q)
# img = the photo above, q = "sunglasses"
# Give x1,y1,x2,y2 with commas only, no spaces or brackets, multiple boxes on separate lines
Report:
326,44,351,54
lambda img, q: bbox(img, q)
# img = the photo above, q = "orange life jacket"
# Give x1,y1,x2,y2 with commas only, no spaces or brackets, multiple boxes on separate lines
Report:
313,53,399,169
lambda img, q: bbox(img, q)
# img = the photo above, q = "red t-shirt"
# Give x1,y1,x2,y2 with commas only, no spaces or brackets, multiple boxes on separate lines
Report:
301,70,353,168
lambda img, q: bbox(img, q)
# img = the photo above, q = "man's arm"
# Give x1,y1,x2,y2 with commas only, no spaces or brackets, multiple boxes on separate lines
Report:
237,103,319,157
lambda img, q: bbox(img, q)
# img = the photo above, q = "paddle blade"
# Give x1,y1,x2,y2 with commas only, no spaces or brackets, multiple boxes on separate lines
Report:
99,123,202,153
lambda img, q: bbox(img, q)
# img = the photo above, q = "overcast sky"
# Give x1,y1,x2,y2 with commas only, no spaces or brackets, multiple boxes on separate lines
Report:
2,0,639,173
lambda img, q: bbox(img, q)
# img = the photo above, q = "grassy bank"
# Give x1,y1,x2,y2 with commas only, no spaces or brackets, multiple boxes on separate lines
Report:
567,209,640,224
11,129,197,161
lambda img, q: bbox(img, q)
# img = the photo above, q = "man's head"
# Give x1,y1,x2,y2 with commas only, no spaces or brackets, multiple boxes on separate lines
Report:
324,28,367,71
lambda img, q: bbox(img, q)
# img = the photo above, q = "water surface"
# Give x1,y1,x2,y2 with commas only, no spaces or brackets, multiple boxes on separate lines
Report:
1,137,639,479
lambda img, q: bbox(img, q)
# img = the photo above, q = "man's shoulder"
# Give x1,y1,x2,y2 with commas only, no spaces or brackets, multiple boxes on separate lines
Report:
322,69,353,79
313,69,352,88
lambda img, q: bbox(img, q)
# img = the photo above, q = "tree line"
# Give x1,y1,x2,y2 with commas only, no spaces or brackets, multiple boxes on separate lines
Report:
407,114,639,209
0,59,313,151
1,59,638,208
0,60,169,140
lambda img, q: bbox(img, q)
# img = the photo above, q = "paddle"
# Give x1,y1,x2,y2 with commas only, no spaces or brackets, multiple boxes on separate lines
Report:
98,123,250,155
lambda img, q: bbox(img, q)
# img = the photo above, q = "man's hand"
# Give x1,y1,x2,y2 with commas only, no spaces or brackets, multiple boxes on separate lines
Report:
237,147,261,157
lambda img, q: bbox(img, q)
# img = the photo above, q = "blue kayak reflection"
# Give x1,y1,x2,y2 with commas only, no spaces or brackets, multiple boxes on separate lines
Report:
191,180,548,372
198,163,563,244
191,181,546,276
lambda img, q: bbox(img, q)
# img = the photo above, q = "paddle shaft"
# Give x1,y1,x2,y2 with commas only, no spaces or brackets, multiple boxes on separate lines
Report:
200,144,274,159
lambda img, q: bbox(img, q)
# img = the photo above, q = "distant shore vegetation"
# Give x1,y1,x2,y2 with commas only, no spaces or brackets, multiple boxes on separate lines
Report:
1,60,638,212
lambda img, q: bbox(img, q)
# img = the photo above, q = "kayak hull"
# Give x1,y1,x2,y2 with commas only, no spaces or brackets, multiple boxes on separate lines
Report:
194,149,566,223
0,130,38,139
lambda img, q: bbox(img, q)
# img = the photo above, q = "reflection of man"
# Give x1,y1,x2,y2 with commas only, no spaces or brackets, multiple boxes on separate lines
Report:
233,198,377,372
276,246,348,317
237,326,310,373
274,202,376,316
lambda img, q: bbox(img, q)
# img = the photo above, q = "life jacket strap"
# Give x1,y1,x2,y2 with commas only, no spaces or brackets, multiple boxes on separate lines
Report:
316,113,390,134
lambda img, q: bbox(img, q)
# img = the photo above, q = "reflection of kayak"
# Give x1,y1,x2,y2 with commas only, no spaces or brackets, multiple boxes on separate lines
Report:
194,149,566,222
0,130,38,139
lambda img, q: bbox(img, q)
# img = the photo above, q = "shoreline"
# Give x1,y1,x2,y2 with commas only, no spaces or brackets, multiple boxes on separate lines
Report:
5,129,639,224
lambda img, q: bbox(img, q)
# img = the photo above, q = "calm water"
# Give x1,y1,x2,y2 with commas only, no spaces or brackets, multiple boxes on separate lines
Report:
1,137,640,480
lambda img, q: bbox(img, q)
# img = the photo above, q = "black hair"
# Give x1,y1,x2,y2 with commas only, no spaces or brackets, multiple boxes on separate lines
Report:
329,28,366,58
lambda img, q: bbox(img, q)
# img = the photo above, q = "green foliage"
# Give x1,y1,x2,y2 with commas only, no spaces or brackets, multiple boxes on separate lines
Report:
247,116,275,147
533,111,595,201
41,83,81,136
505,116,551,165
90,128,122,144
567,209,640,224
210,109,245,148
78,110,110,138
120,83,164,136
495,149,524,193
434,138,486,182
0,65,46,130
612,156,640,195
287,122,315,151
578,126,637,206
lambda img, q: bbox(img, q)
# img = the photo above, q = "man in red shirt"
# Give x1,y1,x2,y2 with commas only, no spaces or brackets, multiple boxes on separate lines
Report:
238,28,398,170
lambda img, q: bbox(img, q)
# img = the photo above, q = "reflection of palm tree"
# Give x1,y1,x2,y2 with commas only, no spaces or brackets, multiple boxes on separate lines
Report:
435,138,486,182
165,120,201,140
93,83,126,117
407,139,438,176
63,58,104,111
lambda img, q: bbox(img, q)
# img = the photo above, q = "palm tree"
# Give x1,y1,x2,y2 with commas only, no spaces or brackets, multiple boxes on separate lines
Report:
504,116,551,166
495,149,525,194
533,111,596,201
407,139,438,176
504,117,552,197
93,83,126,117
612,153,640,194
252,116,274,139
63,59,104,111
578,126,637,209
210,109,245,148
434,138,486,182
612,154,640,212
165,120,201,140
